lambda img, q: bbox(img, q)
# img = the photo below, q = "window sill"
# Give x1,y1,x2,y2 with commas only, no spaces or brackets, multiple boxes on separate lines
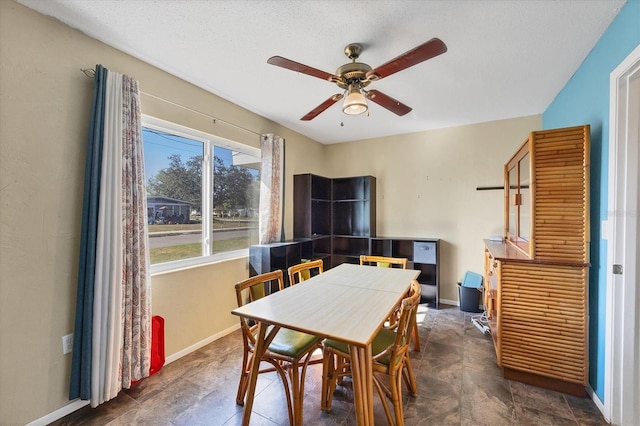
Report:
149,249,249,276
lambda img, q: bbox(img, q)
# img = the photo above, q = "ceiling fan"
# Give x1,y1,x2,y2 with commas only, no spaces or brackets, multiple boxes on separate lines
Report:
267,38,447,121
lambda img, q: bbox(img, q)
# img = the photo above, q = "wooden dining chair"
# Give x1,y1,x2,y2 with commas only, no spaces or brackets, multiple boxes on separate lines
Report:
321,280,421,425
287,259,326,366
359,254,408,269
287,259,324,285
360,255,421,352
234,270,322,426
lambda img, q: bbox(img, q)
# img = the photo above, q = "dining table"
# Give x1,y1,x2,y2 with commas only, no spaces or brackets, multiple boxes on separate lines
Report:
231,262,420,425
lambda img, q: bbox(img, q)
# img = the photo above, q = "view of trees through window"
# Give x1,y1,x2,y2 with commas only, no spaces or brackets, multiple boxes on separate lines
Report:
143,123,260,265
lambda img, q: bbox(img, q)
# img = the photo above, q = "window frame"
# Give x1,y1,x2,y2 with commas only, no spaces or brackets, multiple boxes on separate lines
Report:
142,115,261,275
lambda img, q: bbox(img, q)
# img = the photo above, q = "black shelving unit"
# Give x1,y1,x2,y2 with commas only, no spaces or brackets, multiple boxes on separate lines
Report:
332,235,371,265
331,176,376,266
293,174,333,269
294,174,376,268
249,239,312,289
289,173,441,308
370,237,440,308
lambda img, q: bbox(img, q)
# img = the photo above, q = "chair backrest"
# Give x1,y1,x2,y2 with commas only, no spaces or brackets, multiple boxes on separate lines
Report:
288,259,324,285
235,270,284,345
374,280,421,368
360,255,408,269
235,269,284,306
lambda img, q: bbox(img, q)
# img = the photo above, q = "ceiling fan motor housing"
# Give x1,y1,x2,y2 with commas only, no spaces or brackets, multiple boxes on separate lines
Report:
335,62,372,89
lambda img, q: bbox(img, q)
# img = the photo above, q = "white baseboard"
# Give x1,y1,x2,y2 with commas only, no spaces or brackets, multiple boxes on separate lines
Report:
586,385,608,422
27,323,240,425
165,323,240,364
25,399,90,426
435,298,489,312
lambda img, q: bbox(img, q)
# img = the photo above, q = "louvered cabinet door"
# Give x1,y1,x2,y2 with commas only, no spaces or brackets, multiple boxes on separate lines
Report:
531,125,590,262
499,261,587,386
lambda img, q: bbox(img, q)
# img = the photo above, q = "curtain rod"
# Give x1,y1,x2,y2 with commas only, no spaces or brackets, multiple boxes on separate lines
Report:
81,68,262,138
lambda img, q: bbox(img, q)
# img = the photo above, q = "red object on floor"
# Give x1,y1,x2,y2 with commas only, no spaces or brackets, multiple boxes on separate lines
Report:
149,315,165,376
131,315,165,386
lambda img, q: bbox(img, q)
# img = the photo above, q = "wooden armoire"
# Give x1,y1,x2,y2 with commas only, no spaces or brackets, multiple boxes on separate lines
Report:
483,125,590,396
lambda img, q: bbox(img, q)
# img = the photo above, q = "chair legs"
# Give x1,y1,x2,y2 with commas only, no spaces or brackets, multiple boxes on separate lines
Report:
236,349,316,426
372,354,413,426
321,350,351,412
402,353,418,397
390,367,405,426
411,319,421,352
372,366,407,426
236,346,250,405
406,315,419,394
321,350,417,424
236,352,292,408
320,349,334,412
290,352,316,425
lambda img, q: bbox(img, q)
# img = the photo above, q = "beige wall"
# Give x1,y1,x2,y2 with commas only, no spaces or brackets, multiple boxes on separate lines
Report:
325,116,542,301
151,258,247,356
0,1,541,424
0,2,325,424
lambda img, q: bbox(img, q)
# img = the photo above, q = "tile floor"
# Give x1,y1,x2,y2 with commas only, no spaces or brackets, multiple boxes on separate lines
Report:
51,305,608,425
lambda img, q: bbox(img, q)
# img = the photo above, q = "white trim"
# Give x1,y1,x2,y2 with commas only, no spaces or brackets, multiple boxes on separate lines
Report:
439,297,459,307
587,384,606,414
150,249,247,276
25,399,90,426
433,298,489,309
26,324,241,425
165,323,240,364
142,114,261,275
605,43,640,426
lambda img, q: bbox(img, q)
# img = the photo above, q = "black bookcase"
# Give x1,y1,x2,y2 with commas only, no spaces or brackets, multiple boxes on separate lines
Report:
249,239,312,289
293,174,333,269
288,174,441,308
332,176,376,265
369,237,440,308
294,174,376,267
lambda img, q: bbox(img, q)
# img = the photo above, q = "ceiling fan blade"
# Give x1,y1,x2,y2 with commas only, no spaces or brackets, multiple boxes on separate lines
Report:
366,38,447,81
301,94,343,121
268,56,338,82
366,90,412,116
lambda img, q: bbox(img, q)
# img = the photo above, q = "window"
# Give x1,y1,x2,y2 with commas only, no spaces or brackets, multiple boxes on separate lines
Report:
142,116,260,272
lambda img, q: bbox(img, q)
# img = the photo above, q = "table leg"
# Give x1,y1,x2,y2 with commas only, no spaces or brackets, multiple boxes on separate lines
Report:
349,344,374,426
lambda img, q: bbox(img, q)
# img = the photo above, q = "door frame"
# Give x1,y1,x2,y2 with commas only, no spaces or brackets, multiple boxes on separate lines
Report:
604,43,640,425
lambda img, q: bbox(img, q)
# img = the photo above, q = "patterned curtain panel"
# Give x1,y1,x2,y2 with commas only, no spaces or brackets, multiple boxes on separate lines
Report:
259,134,285,244
70,65,151,407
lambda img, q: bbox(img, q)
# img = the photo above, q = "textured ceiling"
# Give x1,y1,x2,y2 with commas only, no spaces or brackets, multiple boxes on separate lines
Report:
19,0,625,144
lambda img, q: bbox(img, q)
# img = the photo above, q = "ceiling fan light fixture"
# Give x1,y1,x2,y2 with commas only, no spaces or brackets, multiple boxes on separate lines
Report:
342,85,368,115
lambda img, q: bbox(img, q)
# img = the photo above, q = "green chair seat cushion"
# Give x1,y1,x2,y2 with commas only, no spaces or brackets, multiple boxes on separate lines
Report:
265,327,321,358
323,328,396,365
250,285,266,300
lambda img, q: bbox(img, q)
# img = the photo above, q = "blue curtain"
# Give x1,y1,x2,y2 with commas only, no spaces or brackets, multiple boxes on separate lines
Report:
69,64,107,400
